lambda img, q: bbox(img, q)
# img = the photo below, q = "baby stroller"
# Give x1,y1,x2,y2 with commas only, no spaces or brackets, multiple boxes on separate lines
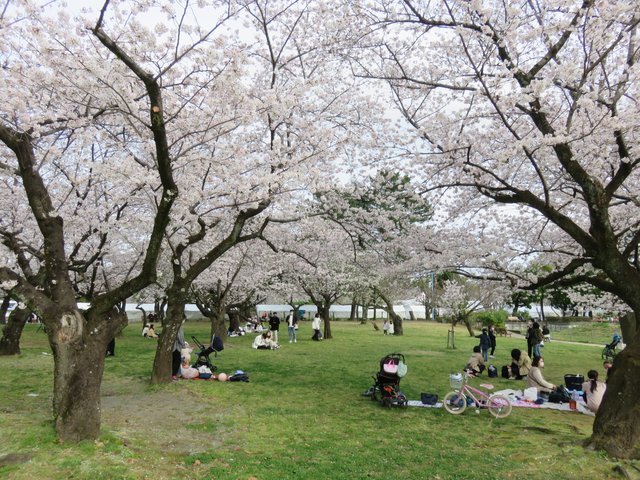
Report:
602,333,622,360
191,335,224,371
365,353,408,408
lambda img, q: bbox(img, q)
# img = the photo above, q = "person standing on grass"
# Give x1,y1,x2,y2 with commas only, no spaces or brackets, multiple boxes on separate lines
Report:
525,320,535,358
531,322,544,358
312,313,322,341
542,323,551,342
172,322,186,380
383,318,390,335
286,310,297,343
478,328,491,362
269,312,281,344
488,324,497,358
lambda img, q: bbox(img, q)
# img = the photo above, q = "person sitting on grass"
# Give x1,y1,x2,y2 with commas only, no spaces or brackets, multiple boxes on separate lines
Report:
252,331,279,350
179,356,200,379
146,323,158,338
525,355,556,394
582,370,606,413
465,345,485,376
510,348,532,380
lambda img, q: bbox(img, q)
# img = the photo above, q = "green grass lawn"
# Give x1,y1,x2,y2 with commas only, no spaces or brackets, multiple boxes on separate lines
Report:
549,322,621,346
0,320,636,479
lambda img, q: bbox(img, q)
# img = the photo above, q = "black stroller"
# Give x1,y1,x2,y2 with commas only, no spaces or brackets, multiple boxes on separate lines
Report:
364,353,408,408
191,335,224,371
602,333,622,360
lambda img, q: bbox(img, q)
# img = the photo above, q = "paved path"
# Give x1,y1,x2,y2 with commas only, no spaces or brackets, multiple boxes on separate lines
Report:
508,332,603,348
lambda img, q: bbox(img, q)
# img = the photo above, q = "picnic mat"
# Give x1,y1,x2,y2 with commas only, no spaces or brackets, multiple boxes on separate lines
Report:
494,389,594,416
406,389,594,416
407,400,443,408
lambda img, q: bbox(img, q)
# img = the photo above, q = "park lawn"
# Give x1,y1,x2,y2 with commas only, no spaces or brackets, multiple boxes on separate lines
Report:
0,320,636,480
549,322,621,347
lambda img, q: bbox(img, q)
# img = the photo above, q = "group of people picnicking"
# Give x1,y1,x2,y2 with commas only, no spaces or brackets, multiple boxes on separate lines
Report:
251,311,323,349
465,320,609,413
140,313,160,338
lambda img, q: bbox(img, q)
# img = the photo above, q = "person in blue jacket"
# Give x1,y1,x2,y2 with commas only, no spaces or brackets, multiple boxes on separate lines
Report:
478,328,491,362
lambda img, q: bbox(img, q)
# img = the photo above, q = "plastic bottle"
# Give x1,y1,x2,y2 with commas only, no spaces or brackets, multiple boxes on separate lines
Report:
569,390,578,410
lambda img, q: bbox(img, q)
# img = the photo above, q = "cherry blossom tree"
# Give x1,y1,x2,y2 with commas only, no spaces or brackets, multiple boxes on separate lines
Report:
0,0,182,440
354,0,640,458
190,243,275,339
144,0,383,381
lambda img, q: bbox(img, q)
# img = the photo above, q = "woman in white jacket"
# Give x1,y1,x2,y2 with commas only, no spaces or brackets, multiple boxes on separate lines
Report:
252,331,279,349
312,313,322,341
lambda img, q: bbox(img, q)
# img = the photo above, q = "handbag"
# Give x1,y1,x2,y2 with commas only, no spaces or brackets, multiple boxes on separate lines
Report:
397,360,408,378
421,393,438,405
383,359,398,374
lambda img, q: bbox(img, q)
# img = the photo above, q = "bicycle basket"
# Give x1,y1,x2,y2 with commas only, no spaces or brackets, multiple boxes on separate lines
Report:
449,373,463,389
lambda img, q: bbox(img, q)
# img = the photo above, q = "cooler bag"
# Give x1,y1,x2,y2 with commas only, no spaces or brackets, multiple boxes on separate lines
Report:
564,374,584,391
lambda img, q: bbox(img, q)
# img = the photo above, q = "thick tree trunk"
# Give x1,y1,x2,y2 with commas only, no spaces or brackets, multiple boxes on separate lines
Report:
587,337,640,458
49,308,125,441
463,316,474,337
228,310,241,332
319,301,332,340
375,289,403,335
209,304,227,341
0,308,30,355
350,299,357,322
391,313,403,335
619,313,636,346
151,293,187,384
0,296,11,324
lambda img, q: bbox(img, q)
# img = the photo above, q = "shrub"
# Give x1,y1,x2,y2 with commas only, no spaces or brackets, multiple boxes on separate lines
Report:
473,310,507,328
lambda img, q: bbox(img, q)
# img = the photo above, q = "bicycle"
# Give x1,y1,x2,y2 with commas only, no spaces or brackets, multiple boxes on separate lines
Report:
443,371,512,418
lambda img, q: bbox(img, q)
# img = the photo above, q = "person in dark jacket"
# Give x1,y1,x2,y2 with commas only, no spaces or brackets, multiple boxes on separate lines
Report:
268,312,281,344
531,322,544,357
478,328,491,362
525,320,534,358
488,325,497,358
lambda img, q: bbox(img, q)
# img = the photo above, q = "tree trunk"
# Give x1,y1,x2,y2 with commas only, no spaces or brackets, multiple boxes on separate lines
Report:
587,337,640,458
619,313,636,346
463,316,474,337
209,303,227,341
50,308,125,441
228,309,241,333
151,292,187,384
0,296,11,324
0,307,30,355
350,299,357,322
375,289,403,335
319,300,332,340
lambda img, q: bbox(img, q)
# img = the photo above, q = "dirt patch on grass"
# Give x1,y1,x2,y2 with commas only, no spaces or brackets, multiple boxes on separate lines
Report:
101,384,226,455
0,453,34,467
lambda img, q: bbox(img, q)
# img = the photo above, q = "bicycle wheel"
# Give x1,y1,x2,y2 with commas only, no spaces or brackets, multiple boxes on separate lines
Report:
487,394,512,418
443,391,467,414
